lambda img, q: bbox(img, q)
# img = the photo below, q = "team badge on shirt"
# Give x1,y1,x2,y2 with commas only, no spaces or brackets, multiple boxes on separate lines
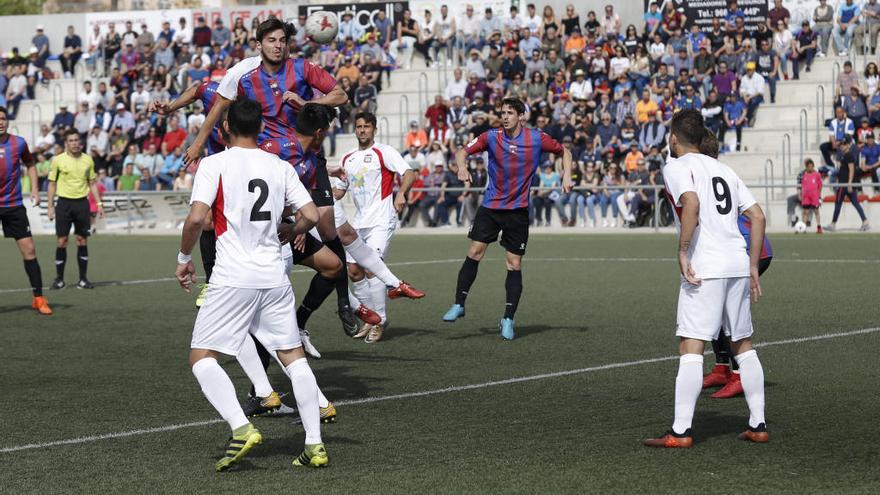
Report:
509,145,517,153
268,79,281,96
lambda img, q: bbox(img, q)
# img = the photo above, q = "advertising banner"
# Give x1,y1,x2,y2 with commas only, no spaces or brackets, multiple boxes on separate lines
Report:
298,2,410,32
84,9,191,38
643,1,769,33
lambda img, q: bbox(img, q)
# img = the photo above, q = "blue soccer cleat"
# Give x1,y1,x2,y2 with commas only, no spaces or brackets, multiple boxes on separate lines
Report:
500,318,515,340
442,304,465,322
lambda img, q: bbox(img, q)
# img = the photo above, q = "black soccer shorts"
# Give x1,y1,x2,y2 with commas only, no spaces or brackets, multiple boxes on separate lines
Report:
468,206,530,256
0,206,33,240
310,156,334,207
291,232,326,265
55,197,91,237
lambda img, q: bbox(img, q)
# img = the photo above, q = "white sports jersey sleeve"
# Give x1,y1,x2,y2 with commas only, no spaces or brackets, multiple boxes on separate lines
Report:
341,143,407,229
216,56,262,100
663,153,751,279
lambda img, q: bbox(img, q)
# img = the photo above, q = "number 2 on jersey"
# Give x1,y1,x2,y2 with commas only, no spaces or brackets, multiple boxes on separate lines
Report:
712,177,732,215
248,179,271,221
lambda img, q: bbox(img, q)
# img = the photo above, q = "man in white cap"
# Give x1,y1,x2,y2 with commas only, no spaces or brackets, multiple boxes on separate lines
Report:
32,25,50,67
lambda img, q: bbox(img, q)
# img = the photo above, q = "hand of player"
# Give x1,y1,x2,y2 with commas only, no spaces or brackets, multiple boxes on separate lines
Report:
277,222,295,245
148,100,168,114
457,166,471,183
183,145,201,167
394,192,407,213
679,251,701,286
749,266,763,303
283,91,306,109
562,175,574,194
293,233,306,252
47,206,55,221
97,206,104,218
30,192,40,207
176,261,196,293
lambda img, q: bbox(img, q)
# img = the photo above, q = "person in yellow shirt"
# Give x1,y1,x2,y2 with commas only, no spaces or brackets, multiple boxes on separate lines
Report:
635,89,659,124
47,129,103,290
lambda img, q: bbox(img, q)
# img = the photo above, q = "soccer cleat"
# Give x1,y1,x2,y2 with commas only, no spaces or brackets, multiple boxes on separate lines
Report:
388,280,426,299
31,296,53,315
215,423,262,472
355,304,381,325
292,443,329,468
353,323,373,339
241,391,283,417
711,373,744,399
364,324,385,344
500,318,515,340
702,364,731,388
643,429,694,448
195,283,209,308
817,226,824,234
76,279,95,289
860,224,871,232
339,304,358,336
320,402,337,423
50,278,65,290
442,304,465,322
300,329,321,359
738,423,769,443
823,224,835,232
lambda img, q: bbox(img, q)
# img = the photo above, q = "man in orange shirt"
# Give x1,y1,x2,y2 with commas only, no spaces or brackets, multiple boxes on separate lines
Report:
635,90,659,124
404,120,429,152
564,28,586,54
161,115,187,155
624,142,644,172
335,55,360,84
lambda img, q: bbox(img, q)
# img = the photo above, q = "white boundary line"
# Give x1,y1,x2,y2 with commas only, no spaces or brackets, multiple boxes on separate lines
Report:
2,326,878,454
1,257,877,294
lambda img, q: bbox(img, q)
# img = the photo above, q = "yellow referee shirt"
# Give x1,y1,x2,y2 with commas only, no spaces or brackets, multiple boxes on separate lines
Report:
49,152,96,199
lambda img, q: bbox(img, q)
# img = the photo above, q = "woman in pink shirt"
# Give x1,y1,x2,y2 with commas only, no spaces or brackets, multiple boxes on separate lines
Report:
800,158,823,233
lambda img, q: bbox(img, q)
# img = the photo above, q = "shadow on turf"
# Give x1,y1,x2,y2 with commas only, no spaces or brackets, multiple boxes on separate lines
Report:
445,324,589,341
0,303,74,314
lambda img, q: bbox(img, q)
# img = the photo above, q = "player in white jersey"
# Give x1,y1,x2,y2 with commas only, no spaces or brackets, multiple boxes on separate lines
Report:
176,99,329,470
643,110,769,448
335,111,419,343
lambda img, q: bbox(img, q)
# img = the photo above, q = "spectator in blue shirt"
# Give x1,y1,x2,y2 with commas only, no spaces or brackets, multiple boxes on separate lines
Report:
833,0,861,55
138,168,161,191
518,28,541,60
820,106,856,172
32,25,50,67
157,146,184,188
677,85,702,110
724,2,745,32
720,93,747,151
860,132,880,190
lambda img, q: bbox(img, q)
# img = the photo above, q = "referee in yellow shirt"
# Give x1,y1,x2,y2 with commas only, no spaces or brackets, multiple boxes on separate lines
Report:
47,129,103,289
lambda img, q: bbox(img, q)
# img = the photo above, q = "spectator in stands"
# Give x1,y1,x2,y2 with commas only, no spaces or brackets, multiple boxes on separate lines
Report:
141,143,163,176
436,161,465,227
720,92,747,152
34,124,56,155
212,19,231,52
843,86,868,123
172,167,192,192
712,61,737,98
821,106,856,177
826,137,870,231
792,21,817,80
161,114,186,155
391,9,419,69
103,23,121,74
32,25,49,68
111,103,135,135
740,62,765,126
353,74,378,113
861,130,880,190
154,38,175,71
444,68,467,103
405,120,430,152
639,110,666,150
137,23,155,55
117,164,138,191
87,124,108,168
859,0,880,55
833,0,861,57
434,4,456,66
4,65,26,120
122,20,137,47
336,56,360,85
78,81,98,110
158,146,184,188
532,163,561,226
60,25,83,79
192,17,211,49
86,24,103,76
138,167,161,191
74,102,92,139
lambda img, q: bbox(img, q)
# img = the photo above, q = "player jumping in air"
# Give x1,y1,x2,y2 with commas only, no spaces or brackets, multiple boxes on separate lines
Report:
0,106,52,314
336,111,420,343
177,98,328,471
442,97,572,340
643,110,768,448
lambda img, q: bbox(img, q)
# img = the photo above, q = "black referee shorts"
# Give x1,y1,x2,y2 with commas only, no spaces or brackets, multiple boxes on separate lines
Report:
55,197,91,237
310,156,334,207
468,206,530,256
0,206,33,240
291,232,326,265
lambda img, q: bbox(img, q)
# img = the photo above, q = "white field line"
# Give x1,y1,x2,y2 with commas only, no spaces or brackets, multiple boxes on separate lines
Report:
1,326,878,454
0,257,876,294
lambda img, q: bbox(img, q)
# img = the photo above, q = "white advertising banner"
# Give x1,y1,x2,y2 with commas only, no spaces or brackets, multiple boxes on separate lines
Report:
84,9,192,38
409,0,509,25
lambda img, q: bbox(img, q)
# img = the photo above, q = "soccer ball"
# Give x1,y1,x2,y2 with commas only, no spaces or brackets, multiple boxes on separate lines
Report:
305,11,339,45
794,221,807,234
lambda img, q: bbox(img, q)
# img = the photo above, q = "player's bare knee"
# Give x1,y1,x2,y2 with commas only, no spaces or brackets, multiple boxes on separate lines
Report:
16,238,36,259
189,349,219,367
730,338,754,356
348,262,365,281
276,346,306,367
75,235,87,247
467,243,487,260
337,224,357,244
57,236,69,248
678,338,706,356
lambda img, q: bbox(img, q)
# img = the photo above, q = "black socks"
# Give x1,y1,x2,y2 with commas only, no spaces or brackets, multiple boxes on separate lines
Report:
297,274,337,328
504,270,523,320
24,259,43,296
77,245,88,281
323,237,350,310
55,247,66,280
455,257,480,306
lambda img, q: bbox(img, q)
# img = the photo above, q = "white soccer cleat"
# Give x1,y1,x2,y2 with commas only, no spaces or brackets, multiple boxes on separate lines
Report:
300,329,321,359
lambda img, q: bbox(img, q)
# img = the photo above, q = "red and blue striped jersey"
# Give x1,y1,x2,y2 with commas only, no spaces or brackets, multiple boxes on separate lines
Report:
738,215,773,259
236,58,337,152
258,133,319,189
464,128,563,210
0,134,34,208
195,81,226,156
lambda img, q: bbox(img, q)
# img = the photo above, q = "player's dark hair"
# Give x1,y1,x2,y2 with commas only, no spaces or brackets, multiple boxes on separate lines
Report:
0,106,7,119
500,97,526,115
669,109,707,149
63,128,80,140
226,98,262,138
256,17,287,42
296,103,334,136
354,111,377,128
284,21,297,38
698,127,719,158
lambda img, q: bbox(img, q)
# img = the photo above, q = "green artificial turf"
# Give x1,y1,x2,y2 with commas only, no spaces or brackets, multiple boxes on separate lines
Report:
1,234,878,494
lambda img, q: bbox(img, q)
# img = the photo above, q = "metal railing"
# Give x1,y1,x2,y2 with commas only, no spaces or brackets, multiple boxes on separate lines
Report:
417,72,429,115
29,104,42,145
51,83,63,115
764,158,775,223
379,116,390,146
798,108,808,169
815,84,826,144
780,134,791,200
398,94,410,149
831,61,841,103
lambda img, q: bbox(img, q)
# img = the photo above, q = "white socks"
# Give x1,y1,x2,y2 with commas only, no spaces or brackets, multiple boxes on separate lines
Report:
672,354,704,435
192,357,249,432
368,276,387,324
344,236,400,288
236,336,274,398
286,358,322,445
351,277,371,310
735,350,766,428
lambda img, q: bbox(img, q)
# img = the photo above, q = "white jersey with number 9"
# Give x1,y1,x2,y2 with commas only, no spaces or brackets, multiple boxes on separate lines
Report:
190,146,314,288
663,152,757,279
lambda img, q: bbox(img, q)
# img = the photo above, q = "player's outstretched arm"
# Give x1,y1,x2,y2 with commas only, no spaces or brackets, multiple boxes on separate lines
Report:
177,201,211,293
742,203,766,302
291,202,319,235
184,96,232,166
455,148,472,182
677,191,701,286
560,147,573,193
395,169,418,213
310,82,349,108
151,82,200,115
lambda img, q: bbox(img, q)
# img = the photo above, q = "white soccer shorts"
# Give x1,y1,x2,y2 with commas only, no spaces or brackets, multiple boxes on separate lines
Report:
345,223,396,263
333,201,348,229
675,276,753,342
191,285,301,355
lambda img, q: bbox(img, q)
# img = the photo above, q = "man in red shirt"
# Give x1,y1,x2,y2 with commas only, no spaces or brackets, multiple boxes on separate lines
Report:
192,16,212,48
424,95,448,135
161,115,188,155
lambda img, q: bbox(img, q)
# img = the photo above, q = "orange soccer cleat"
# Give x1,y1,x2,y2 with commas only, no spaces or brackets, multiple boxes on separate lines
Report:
703,364,731,388
31,296,53,315
387,281,426,300
355,304,381,325
643,429,694,448
711,373,744,399
738,423,769,443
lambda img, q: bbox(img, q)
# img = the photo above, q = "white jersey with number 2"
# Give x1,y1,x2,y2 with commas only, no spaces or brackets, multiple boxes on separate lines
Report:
190,146,314,288
339,143,411,229
663,152,757,279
